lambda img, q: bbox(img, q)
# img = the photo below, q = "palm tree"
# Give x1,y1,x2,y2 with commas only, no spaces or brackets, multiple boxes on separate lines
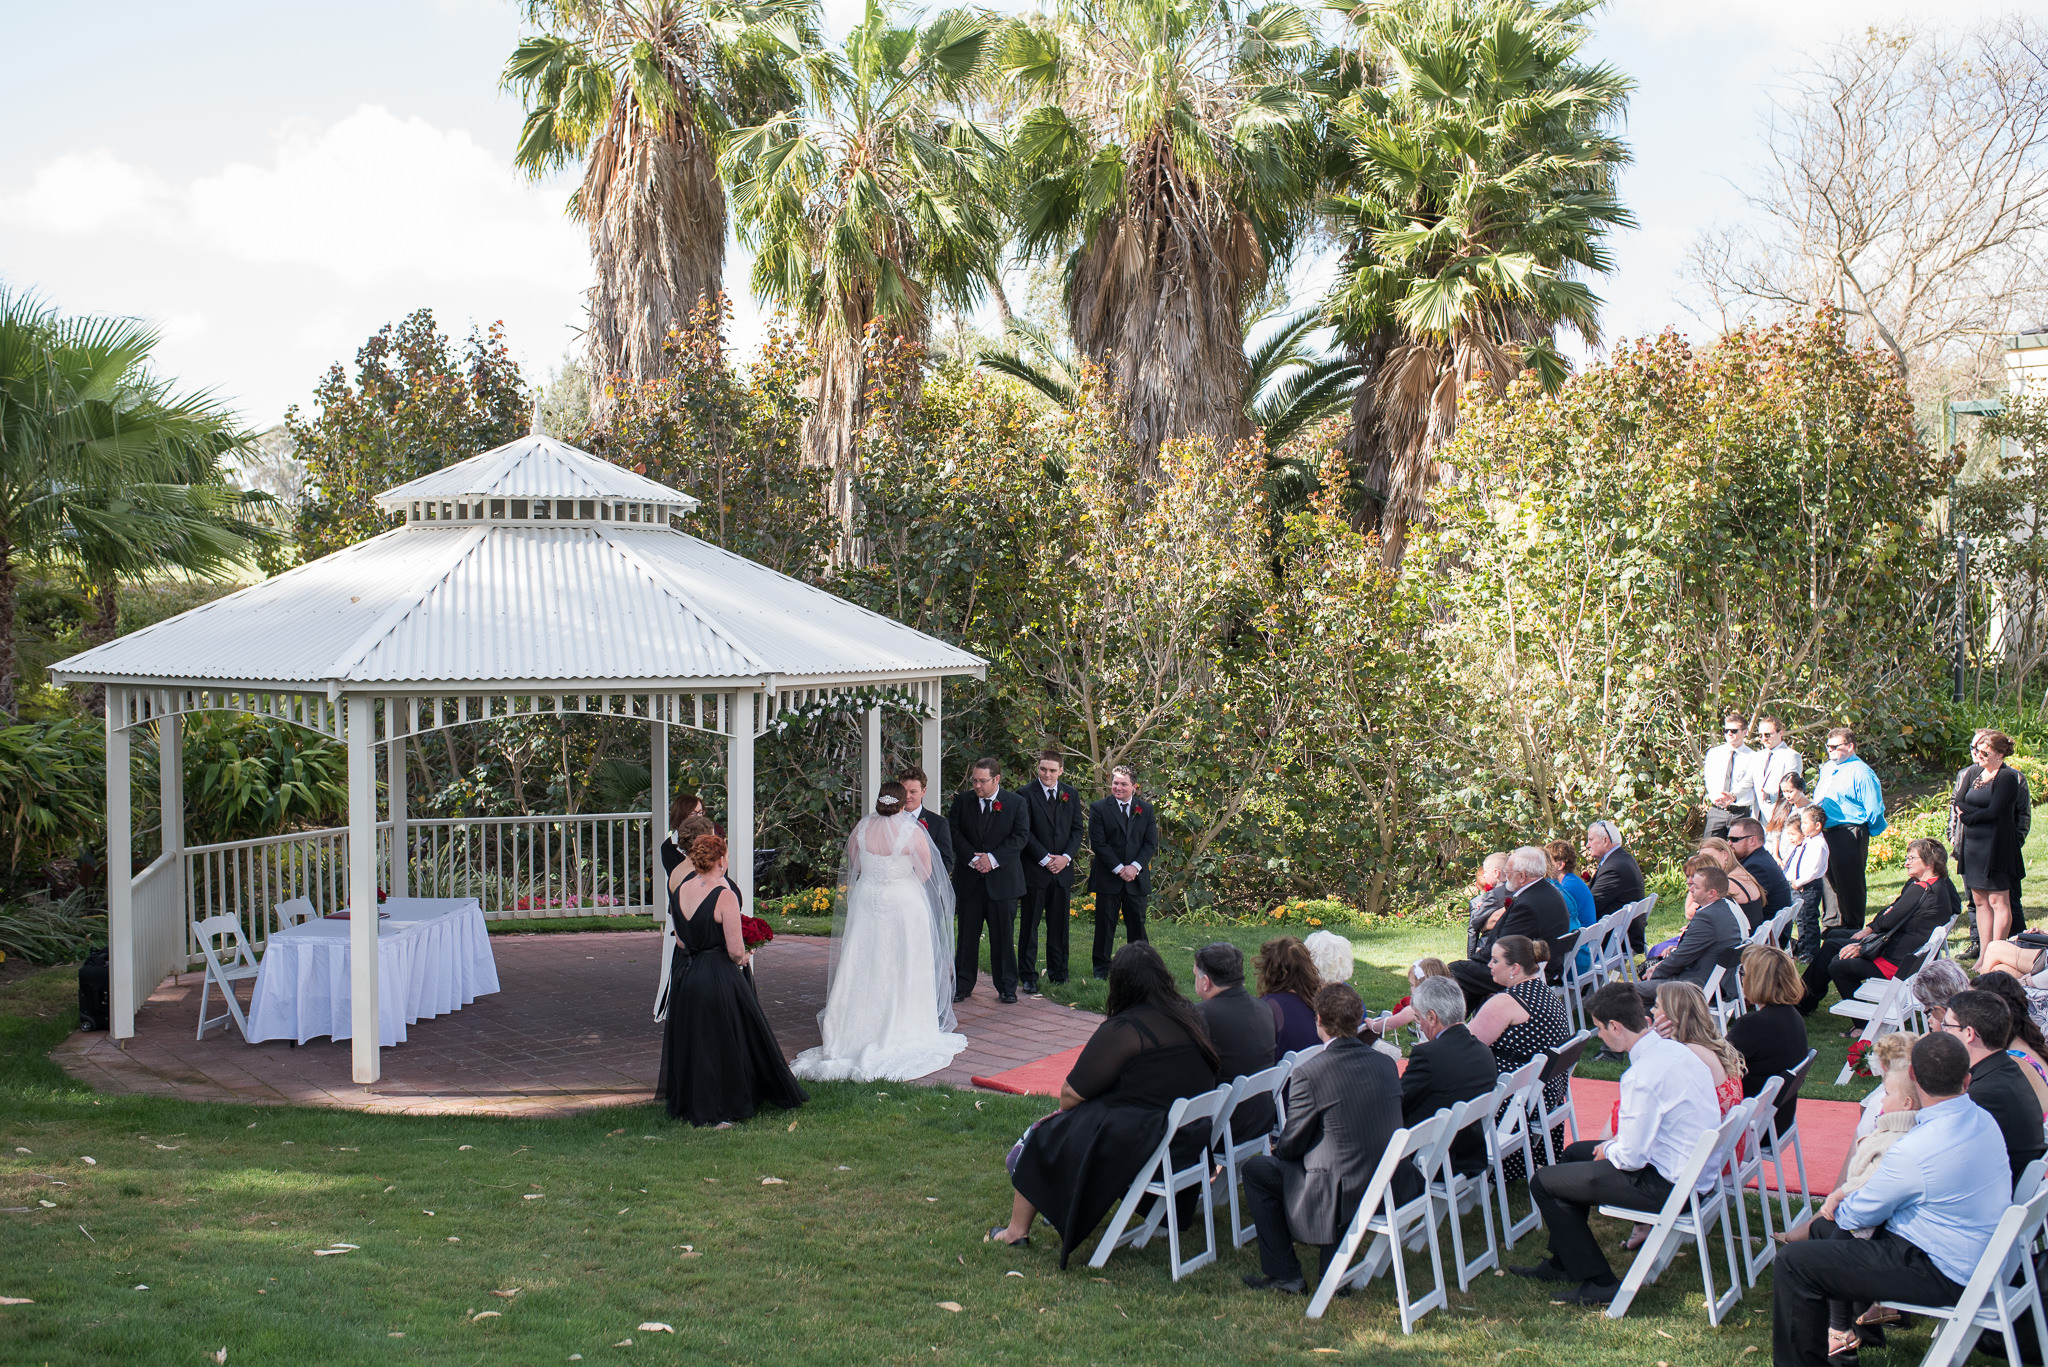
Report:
999,0,1322,466
0,291,268,715
504,0,816,430
1324,0,1633,561
723,0,1000,550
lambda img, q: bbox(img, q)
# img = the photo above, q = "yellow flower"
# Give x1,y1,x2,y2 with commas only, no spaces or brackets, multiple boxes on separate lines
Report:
1308,919,1322,927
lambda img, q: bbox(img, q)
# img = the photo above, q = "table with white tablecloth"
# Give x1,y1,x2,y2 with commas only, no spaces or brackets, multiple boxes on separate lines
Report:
245,897,500,1047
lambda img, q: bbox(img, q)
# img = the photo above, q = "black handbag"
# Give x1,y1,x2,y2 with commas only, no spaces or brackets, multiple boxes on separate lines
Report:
77,949,109,1032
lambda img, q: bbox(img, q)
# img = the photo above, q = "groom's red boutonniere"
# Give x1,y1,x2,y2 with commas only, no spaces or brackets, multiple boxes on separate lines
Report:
992,799,1002,812
1133,804,1145,816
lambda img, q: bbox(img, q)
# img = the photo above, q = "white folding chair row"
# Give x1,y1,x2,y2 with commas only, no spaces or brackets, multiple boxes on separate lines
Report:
1895,1185,2048,1367
1700,963,1747,1034
192,913,260,1041
1730,1074,1787,1287
1485,1057,1546,1249
1560,910,1628,1029
1598,1100,1755,1326
1305,1111,1451,1329
1832,974,1920,1084
1531,1031,1593,1167
1758,1049,1818,1232
1211,1063,1289,1249
1427,1089,1506,1291
1612,893,1657,983
1091,1083,1235,1279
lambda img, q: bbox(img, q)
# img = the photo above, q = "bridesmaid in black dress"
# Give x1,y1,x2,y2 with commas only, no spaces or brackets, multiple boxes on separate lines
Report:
661,834,807,1127
1958,731,2025,951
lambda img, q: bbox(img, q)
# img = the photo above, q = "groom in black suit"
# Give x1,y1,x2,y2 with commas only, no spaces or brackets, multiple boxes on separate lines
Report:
1019,748,1083,993
949,757,1029,1003
899,765,953,876
1088,765,1159,978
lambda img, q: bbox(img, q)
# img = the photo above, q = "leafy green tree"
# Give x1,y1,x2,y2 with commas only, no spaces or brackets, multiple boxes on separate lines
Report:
504,0,817,429
1957,393,2048,703
999,0,1321,464
1323,0,1633,560
284,310,529,559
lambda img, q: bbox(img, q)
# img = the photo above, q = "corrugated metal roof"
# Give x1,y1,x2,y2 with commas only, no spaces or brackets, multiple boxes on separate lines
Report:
375,435,700,512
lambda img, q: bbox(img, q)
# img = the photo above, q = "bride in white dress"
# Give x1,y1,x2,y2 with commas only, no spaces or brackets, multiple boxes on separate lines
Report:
790,783,967,1082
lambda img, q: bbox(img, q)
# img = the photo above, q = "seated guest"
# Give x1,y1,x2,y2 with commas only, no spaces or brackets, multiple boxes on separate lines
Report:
1193,941,1278,1138
1970,971,2048,1113
1912,958,1971,1024
1256,938,1324,1060
1585,820,1647,947
989,943,1219,1263
1693,839,1764,931
1511,983,1719,1307
1724,945,1810,1136
1468,936,1570,1180
1466,852,1510,957
1449,847,1570,1013
1547,839,1598,938
1941,989,2047,1183
1784,1030,1920,1246
1800,839,1961,1014
1728,816,1793,924
1639,862,1744,1005
1303,930,1356,988
1240,984,1411,1294
1400,976,1499,1178
1368,958,1451,1035
1771,1032,2010,1367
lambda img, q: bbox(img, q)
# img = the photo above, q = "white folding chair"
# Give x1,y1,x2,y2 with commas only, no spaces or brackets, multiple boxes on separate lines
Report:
192,913,260,1041
1616,894,1658,982
1531,1030,1593,1166
1305,1111,1451,1329
1212,1065,1287,1249
1730,1074,1786,1287
1598,1103,1753,1325
1758,1049,1818,1232
1833,977,1917,1084
1090,1084,1233,1280
1558,918,1615,1033
1283,1043,1327,1068
1893,1186,2048,1367
1428,1090,1504,1290
1486,1058,1546,1248
1701,963,1746,1034
274,896,317,931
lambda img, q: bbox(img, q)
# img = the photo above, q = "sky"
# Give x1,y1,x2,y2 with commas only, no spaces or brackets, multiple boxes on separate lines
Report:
0,0,2025,432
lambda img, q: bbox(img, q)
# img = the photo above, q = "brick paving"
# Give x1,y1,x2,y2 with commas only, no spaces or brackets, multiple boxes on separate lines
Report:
47,930,1102,1117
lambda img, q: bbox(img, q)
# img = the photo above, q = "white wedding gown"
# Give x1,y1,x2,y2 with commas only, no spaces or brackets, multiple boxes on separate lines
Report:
789,817,966,1083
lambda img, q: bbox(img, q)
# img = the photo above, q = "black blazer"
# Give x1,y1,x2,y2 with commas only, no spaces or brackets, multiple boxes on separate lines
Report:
1858,875,1961,973
947,789,1029,902
1021,780,1085,889
1199,985,1279,1139
913,807,955,877
1742,847,1793,919
1588,846,1646,918
1087,795,1160,897
1272,1037,1415,1246
1481,878,1571,959
1969,1051,2047,1185
1400,1023,1499,1176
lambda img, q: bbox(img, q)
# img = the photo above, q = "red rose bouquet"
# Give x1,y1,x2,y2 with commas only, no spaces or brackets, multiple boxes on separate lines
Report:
740,915,775,949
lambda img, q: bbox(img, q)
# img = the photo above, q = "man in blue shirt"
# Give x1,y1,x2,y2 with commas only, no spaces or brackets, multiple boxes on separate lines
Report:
1771,1032,2009,1366
1815,727,1887,930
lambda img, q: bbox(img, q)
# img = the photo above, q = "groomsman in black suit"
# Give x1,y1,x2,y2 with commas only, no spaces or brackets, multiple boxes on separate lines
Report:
899,765,953,876
948,757,1029,1003
1088,765,1158,978
1019,748,1084,993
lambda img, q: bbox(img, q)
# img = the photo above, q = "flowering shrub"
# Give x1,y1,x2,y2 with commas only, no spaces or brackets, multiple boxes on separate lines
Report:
1068,892,1097,918
761,887,837,918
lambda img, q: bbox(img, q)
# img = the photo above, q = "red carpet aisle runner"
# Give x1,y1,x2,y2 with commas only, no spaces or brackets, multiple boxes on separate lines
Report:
972,1057,1864,1197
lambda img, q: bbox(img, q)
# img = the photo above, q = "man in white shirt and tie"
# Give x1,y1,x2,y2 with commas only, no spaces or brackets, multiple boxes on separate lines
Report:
1703,712,1758,841
1511,982,1720,1306
1751,714,1803,816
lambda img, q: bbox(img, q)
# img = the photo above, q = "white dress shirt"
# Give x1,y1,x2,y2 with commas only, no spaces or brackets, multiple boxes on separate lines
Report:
1605,1031,1720,1187
1782,835,1830,887
1752,742,1804,810
1702,741,1758,810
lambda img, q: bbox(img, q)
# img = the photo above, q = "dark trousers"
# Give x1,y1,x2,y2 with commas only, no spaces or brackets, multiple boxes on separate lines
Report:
1824,823,1871,930
1091,882,1148,977
1242,1153,1335,1284
1799,928,1873,1013
1772,1226,1963,1367
956,879,1018,997
1791,884,1824,959
1449,957,1503,1015
1018,878,1071,985
1528,1140,1674,1285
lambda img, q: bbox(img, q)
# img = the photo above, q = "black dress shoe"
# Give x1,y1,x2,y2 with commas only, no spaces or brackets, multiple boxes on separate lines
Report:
1550,1280,1619,1307
952,991,972,1003
998,992,1018,1005
1241,1273,1306,1294
1020,979,1040,995
1508,1259,1575,1283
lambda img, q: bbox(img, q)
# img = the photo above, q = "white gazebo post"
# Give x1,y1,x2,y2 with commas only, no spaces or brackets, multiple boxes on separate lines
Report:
105,688,134,1038
921,681,943,798
861,705,883,806
347,695,381,1084
650,709,668,894
727,691,755,909
386,723,408,900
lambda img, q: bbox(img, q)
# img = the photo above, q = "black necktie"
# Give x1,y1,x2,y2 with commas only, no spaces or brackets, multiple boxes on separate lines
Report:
1120,802,1130,819
981,798,990,814
1045,786,1055,802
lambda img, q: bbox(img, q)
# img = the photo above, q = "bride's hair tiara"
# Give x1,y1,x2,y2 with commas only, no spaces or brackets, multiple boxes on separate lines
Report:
876,794,902,808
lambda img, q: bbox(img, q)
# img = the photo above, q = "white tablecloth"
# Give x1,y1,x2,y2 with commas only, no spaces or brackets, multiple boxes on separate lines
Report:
246,897,500,1047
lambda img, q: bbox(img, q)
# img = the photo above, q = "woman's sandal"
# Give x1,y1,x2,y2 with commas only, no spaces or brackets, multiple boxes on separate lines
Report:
1623,1223,1651,1250
1855,1304,1902,1328
1827,1327,1862,1365
985,1226,1031,1247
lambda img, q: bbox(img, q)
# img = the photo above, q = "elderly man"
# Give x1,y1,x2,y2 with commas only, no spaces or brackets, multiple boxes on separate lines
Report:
1448,846,1570,1013
1400,976,1498,1178
1194,941,1277,1139
1584,819,1648,950
1772,1032,2009,1367
1816,727,1887,931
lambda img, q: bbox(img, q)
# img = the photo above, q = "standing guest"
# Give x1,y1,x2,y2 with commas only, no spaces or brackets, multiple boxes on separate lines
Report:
1728,817,1792,926
1256,938,1325,1060
1771,1032,2009,1367
1468,936,1570,1178
1240,984,1410,1295
1404,976,1511,1180
1018,749,1084,994
989,943,1219,1261
1584,819,1648,949
1816,727,1887,931
1724,945,1811,1136
1956,731,2026,954
1511,983,1720,1307
1753,715,1805,829
1940,990,2047,1182
1547,840,1598,938
1448,847,1570,1012
1953,729,2033,956
1970,971,2048,1114
1800,839,1960,1015
1087,767,1158,977
1639,862,1745,1004
1767,770,1813,863
949,758,1029,1004
1193,942,1277,1138
661,835,809,1127
1466,852,1511,956
899,767,954,876
1781,805,1832,961
1703,711,1760,841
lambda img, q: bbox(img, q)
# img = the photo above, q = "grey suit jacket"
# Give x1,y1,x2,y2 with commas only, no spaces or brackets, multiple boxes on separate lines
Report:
1650,897,1743,988
1272,1036,1414,1246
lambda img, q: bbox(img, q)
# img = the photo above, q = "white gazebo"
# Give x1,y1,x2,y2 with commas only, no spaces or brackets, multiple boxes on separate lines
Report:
49,435,984,1083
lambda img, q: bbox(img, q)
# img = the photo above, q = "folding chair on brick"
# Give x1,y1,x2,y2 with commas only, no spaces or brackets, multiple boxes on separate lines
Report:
1759,1049,1818,1231
1730,1074,1786,1288
192,913,259,1041
1486,1057,1546,1249
1892,1186,2048,1367
1530,1030,1593,1166
1428,1090,1504,1290
1304,1111,1451,1329
1089,1084,1233,1280
1599,1102,1755,1326
273,896,317,932
1212,1065,1287,1249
